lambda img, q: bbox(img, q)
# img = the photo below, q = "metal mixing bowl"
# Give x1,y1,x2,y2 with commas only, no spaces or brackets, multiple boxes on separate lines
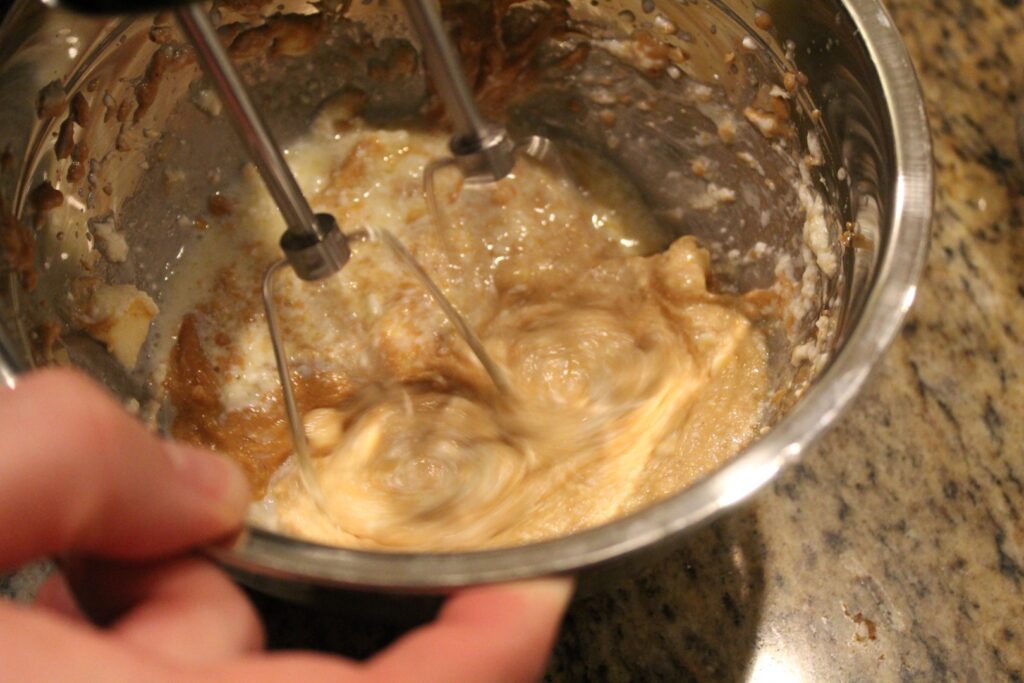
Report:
0,0,931,594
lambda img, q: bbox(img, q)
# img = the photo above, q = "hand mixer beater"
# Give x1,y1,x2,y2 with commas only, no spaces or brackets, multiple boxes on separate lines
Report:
172,0,532,504
398,0,562,234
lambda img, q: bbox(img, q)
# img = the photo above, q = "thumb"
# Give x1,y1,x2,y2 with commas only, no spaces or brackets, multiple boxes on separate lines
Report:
0,368,250,570
367,578,574,683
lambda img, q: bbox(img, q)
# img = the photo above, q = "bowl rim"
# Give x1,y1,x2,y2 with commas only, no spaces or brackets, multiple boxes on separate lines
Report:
1,0,933,590
208,0,933,590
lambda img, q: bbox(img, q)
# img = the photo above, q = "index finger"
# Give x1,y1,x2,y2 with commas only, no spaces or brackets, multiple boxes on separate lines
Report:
0,369,251,570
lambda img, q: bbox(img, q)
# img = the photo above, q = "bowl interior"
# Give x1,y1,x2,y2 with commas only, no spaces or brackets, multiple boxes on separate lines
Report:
0,0,929,588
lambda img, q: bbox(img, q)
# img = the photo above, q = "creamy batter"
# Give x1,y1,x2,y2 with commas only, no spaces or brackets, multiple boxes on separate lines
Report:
161,108,768,551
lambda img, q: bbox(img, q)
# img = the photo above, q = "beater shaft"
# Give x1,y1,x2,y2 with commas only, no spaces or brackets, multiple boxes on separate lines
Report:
400,0,485,145
177,6,315,240
176,5,351,506
400,0,515,183
176,5,349,280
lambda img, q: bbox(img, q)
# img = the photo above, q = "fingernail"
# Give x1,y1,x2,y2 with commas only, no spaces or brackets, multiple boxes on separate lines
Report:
165,442,251,517
511,577,576,608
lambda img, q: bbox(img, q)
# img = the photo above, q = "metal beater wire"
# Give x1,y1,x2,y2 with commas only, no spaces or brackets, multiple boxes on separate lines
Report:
261,260,326,508
368,227,511,395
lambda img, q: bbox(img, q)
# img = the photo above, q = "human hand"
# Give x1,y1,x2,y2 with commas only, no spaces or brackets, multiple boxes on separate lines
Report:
1,369,573,682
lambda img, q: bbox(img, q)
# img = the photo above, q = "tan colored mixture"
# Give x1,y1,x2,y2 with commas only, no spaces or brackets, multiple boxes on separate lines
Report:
161,113,768,551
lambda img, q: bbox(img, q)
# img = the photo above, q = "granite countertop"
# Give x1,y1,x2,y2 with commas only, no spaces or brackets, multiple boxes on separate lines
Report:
540,0,1024,679
542,1,1024,679
4,0,1022,680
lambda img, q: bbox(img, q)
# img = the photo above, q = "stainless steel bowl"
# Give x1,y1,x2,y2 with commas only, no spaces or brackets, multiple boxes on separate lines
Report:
0,0,931,593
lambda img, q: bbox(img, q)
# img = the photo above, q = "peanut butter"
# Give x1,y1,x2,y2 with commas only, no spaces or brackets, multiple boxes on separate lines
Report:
160,112,768,551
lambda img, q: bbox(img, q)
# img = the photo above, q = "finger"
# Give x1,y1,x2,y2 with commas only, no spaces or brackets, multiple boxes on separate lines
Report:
34,571,90,623
202,580,573,683
0,600,174,683
206,653,363,682
0,368,251,570
366,578,574,683
62,557,265,665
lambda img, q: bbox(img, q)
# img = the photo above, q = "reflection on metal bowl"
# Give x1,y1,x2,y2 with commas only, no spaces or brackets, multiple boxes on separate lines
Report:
0,0,931,595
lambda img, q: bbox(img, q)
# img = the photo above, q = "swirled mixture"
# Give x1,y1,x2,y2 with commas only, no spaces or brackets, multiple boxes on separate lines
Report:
159,110,768,551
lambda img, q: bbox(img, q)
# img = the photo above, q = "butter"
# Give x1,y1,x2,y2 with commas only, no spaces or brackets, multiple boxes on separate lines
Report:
72,279,158,368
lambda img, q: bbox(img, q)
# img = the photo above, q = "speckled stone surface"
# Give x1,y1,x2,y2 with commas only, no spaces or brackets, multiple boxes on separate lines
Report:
540,1,1024,679
4,1,1022,680
542,0,1024,679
